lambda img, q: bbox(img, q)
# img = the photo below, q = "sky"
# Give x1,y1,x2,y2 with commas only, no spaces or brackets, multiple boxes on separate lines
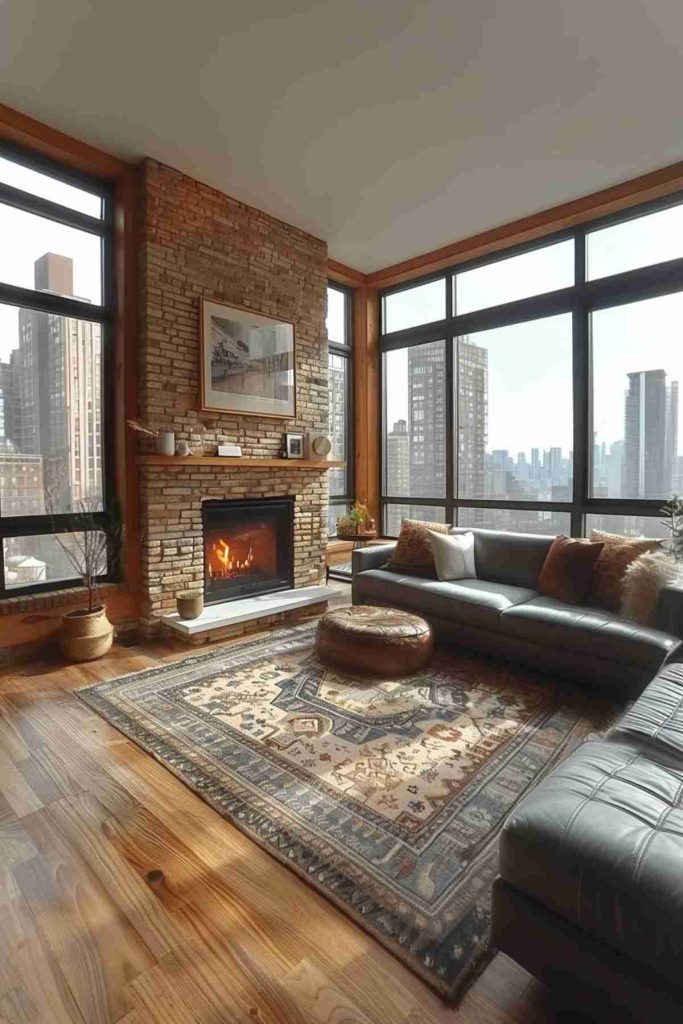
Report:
0,155,102,362
384,206,683,455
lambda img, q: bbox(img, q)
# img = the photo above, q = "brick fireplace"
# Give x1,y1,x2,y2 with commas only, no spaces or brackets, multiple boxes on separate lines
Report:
136,159,331,634
138,462,329,632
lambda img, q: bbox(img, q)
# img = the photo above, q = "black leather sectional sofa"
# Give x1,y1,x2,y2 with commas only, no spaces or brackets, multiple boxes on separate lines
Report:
352,527,683,1019
352,528,683,696
494,660,683,1022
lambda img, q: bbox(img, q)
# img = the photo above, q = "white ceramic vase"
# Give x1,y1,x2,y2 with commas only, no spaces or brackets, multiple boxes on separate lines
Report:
156,431,175,456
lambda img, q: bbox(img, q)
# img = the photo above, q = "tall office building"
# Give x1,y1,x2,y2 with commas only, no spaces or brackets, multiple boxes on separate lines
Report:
15,253,103,513
488,449,510,497
0,453,45,517
665,380,679,493
458,338,488,499
547,447,563,483
516,451,529,482
0,354,46,520
408,341,445,497
385,418,410,495
622,369,677,498
0,358,17,451
605,440,624,497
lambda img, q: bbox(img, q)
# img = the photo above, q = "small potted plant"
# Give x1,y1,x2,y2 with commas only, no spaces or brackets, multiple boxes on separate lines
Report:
661,495,683,563
336,501,376,539
47,492,123,663
56,519,112,663
176,589,204,620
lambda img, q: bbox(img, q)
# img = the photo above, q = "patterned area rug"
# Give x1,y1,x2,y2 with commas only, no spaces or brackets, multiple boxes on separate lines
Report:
78,624,618,1000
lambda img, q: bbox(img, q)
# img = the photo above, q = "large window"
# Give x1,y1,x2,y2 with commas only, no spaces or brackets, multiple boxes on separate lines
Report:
327,283,353,537
381,194,683,538
0,143,115,595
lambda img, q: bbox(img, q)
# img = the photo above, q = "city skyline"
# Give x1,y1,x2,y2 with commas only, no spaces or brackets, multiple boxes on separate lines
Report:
384,214,683,458
385,323,683,526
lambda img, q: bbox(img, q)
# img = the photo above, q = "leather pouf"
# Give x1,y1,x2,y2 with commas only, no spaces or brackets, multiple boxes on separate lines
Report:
316,605,433,678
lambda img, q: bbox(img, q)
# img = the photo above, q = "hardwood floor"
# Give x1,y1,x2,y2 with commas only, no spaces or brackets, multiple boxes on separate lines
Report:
0,616,564,1024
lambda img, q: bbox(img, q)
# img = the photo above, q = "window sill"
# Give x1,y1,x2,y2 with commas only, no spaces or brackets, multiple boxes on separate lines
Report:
0,581,121,616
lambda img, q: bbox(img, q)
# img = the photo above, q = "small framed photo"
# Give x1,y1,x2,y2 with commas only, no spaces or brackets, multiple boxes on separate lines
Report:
285,432,304,459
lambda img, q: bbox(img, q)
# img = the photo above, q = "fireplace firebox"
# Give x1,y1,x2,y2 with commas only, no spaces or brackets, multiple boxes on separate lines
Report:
202,498,294,604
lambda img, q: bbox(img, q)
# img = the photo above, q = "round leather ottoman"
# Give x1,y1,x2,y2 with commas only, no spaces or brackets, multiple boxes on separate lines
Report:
315,605,433,677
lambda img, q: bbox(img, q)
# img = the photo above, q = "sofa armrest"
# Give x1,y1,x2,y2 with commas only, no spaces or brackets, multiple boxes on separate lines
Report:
352,543,396,575
656,582,683,640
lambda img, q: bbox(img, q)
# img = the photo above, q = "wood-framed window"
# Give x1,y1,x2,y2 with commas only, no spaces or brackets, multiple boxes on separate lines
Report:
326,282,354,537
0,140,117,596
380,192,683,540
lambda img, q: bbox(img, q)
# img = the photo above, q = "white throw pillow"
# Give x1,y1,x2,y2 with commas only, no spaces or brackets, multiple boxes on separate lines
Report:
428,530,476,581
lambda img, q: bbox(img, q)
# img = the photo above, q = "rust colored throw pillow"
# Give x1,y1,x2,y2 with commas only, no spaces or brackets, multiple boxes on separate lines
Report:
389,518,450,570
537,535,604,605
590,529,661,611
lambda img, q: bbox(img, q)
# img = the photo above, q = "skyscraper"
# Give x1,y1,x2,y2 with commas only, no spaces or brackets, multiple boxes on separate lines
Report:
665,380,679,493
622,369,674,498
0,358,17,451
408,341,445,497
386,418,410,495
458,339,488,499
15,253,103,512
548,447,563,483
606,440,625,497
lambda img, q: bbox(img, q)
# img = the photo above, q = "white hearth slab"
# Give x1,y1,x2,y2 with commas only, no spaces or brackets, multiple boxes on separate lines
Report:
161,585,336,636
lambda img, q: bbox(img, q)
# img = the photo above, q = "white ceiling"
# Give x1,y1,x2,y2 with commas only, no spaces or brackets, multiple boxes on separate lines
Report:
2,1,683,273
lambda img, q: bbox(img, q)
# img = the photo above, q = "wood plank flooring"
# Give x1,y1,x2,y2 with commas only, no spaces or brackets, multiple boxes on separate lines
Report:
0,616,564,1024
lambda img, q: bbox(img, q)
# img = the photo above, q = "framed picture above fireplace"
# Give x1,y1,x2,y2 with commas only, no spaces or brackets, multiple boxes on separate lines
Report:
200,299,296,418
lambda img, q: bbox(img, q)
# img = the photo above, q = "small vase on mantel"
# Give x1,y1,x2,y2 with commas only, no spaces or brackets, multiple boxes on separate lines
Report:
156,431,175,456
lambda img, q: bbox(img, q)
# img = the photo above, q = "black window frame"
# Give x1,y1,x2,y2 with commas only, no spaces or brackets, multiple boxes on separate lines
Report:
326,281,354,537
379,190,683,536
0,140,117,598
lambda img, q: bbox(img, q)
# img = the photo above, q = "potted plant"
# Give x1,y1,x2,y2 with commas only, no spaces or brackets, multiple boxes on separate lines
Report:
661,495,683,563
336,501,376,539
51,495,119,662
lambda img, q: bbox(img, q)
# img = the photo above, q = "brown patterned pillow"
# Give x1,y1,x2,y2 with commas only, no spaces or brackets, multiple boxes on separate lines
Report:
590,529,661,611
389,519,450,569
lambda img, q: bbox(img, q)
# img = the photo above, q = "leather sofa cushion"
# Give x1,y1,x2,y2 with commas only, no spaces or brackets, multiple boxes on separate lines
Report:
499,739,683,989
352,569,536,631
451,527,553,588
611,662,683,757
499,595,678,670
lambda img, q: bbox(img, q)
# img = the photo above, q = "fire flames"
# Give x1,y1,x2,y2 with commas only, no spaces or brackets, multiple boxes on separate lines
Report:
208,537,255,579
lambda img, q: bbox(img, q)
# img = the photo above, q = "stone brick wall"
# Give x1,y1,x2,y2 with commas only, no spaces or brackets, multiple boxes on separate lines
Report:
139,158,328,452
137,159,330,629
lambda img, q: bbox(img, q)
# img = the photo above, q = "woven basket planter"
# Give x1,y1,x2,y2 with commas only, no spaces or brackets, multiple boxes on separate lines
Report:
60,605,114,662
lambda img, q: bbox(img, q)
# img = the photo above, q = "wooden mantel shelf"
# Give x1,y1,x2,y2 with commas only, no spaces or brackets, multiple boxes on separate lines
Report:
137,455,345,469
